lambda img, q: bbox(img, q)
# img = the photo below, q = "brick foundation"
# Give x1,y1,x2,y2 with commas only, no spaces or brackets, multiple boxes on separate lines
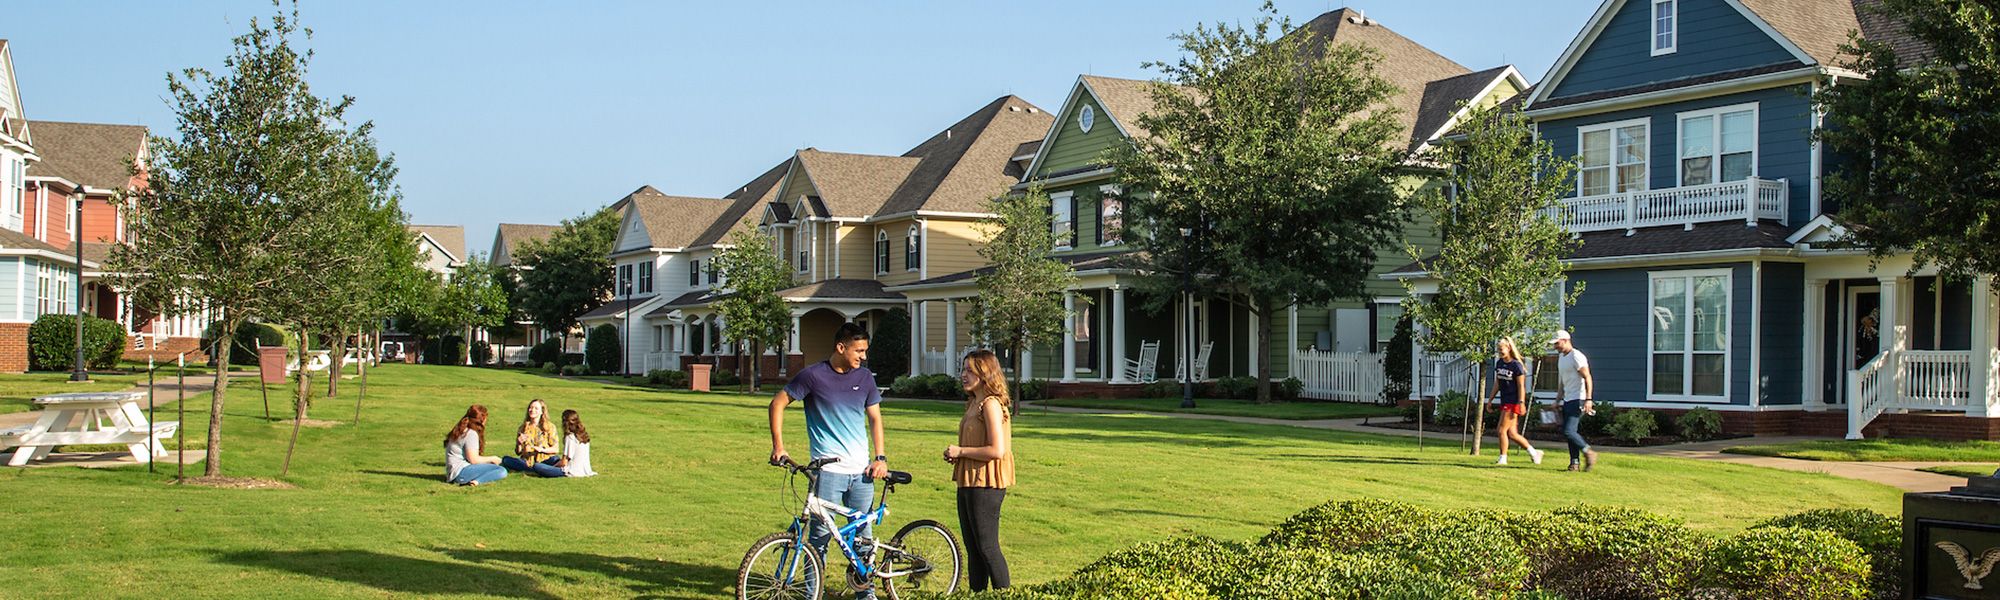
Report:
1624,406,2000,441
0,323,27,373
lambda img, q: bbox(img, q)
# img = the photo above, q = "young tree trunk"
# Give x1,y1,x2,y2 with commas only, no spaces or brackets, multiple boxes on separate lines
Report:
203,313,239,477
1253,296,1274,404
749,340,762,393
295,329,313,421
326,330,347,399
1469,361,1488,456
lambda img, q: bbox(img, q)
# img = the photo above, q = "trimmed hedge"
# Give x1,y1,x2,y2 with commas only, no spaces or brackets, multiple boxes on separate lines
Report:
27,313,126,371
202,321,289,365
1753,509,1901,600
470,340,492,365
1677,406,1724,441
647,369,691,388
1704,527,1868,600
585,324,619,374
528,338,562,368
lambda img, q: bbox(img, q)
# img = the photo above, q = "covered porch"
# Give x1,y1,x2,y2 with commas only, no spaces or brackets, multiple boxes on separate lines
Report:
1800,257,2000,439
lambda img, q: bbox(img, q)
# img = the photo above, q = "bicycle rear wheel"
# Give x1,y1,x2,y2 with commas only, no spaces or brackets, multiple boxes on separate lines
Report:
881,519,961,600
737,531,824,600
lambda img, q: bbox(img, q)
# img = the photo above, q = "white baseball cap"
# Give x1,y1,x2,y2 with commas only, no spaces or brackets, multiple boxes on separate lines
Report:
1550,330,1572,345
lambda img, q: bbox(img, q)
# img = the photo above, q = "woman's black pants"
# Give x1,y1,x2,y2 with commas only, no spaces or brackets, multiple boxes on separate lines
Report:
956,486,1009,591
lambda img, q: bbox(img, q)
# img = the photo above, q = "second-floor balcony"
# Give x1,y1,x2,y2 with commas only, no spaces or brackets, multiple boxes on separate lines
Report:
1552,177,1788,234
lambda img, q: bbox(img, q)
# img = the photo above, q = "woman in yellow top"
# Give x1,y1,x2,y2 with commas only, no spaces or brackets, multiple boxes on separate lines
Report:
500,399,565,477
942,349,1014,591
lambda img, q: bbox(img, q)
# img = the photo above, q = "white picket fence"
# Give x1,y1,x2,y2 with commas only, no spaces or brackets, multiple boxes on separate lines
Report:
1291,350,1385,402
921,346,982,375
1419,353,1478,399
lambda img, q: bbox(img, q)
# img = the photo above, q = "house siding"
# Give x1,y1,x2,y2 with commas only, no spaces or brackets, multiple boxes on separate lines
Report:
0,257,19,321
1760,261,1805,405
922,220,992,283
1033,93,1124,179
1568,262,1770,406
1549,0,1797,100
1538,86,1815,223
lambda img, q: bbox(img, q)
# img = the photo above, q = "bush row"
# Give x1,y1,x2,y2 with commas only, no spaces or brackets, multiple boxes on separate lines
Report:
971,499,1893,600
1405,396,1725,442
1139,377,1306,401
28,314,128,371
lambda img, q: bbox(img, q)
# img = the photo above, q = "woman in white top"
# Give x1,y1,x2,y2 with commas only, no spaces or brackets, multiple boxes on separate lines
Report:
445,405,508,485
560,409,595,477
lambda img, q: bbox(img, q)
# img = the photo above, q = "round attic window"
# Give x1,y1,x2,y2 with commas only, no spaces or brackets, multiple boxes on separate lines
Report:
1078,104,1095,133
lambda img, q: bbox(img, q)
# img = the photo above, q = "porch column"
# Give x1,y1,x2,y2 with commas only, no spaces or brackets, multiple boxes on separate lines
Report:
1805,279,1828,409
789,314,802,354
1248,308,1260,377
944,298,957,358
1061,292,1079,383
1111,287,1129,383
1973,276,1997,415
1880,275,1905,409
909,301,922,378
1021,346,1033,381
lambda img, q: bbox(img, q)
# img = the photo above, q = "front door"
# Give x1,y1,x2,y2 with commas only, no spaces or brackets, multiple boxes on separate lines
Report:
1846,286,1882,370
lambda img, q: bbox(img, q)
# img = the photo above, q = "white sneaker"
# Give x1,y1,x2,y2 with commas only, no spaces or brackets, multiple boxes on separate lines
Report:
1495,455,1509,465
1528,448,1546,465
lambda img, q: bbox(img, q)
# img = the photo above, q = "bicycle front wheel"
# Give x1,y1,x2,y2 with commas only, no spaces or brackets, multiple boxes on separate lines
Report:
737,531,824,600
881,519,961,600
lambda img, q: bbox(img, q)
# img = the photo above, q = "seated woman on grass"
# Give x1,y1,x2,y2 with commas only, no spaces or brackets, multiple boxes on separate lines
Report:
501,399,565,477
560,409,595,477
445,405,506,486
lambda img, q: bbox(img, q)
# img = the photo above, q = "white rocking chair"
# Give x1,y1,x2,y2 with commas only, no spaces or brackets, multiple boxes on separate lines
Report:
1122,341,1161,383
1175,342,1215,382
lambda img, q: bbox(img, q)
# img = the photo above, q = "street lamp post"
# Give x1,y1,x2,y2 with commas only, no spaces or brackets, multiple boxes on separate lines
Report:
1179,227,1195,409
70,186,89,383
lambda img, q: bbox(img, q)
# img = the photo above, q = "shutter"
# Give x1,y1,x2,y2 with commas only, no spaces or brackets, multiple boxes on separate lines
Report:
1093,196,1104,246
1069,194,1079,247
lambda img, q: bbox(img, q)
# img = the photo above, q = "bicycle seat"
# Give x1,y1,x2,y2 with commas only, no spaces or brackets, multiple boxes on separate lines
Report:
867,471,913,485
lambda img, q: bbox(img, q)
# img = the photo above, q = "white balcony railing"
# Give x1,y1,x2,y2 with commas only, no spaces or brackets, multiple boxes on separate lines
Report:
1554,177,1788,233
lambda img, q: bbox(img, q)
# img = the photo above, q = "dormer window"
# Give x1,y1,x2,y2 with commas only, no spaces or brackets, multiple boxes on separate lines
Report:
1652,0,1677,56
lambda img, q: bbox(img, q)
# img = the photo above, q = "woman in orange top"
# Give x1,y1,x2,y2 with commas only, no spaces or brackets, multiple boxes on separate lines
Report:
942,349,1014,591
500,399,564,477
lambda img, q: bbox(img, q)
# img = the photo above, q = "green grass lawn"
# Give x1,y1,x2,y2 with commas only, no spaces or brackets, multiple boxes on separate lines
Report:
1921,464,2000,478
0,365,1901,599
1721,438,2000,462
0,372,146,414
1035,396,1400,420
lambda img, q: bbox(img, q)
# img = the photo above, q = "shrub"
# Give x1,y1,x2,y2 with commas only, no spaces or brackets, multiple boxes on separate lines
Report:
1522,505,1710,600
585,324,620,374
469,340,492,365
1754,509,1901,600
1278,377,1304,401
541,361,559,374
1434,390,1469,426
1068,536,1256,597
1677,407,1724,441
888,375,926,398
1704,526,1868,600
1214,376,1257,400
528,338,562,367
1039,565,1217,600
1352,513,1532,595
1141,380,1181,398
559,363,586,377
202,321,289,365
1399,401,1423,423
560,352,586,366
28,313,127,370
1607,408,1658,443
1381,315,1414,403
712,368,741,387
1237,549,1478,600
1579,400,1619,436
424,335,464,365
925,373,964,399
646,369,690,388
1261,498,1439,551
871,307,911,387
1018,379,1049,402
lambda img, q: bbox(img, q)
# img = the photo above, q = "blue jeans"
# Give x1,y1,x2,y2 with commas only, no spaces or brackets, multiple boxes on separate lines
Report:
810,470,877,599
450,463,507,485
1561,400,1591,463
501,456,566,477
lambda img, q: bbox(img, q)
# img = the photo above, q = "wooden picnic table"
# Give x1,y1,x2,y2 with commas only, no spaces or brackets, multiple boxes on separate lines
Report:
1,391,177,466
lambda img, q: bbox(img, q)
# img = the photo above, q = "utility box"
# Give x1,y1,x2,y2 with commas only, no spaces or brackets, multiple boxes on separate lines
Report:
1905,477,2000,599
690,364,712,392
258,347,288,384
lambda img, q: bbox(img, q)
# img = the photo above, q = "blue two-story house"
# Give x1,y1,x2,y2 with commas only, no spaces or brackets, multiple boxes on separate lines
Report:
1435,0,1995,440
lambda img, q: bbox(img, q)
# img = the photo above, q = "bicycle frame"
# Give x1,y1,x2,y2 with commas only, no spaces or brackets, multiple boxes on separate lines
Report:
793,492,890,577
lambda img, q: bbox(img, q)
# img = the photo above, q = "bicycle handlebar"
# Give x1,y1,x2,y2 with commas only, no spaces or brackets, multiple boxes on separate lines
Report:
772,456,841,473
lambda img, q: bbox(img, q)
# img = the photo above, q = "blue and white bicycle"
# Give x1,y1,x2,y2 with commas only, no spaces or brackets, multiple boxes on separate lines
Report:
736,456,962,600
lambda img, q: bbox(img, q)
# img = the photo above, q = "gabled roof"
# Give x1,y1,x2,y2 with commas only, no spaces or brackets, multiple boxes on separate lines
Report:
1076,75,1175,143
789,150,920,219
1410,66,1526,152
0,227,97,266
24,121,146,190
877,95,1052,215
409,225,465,263
766,202,795,224
1388,221,1794,275
692,158,791,248
623,186,735,251
1294,9,1475,152
0,41,28,145
492,223,558,266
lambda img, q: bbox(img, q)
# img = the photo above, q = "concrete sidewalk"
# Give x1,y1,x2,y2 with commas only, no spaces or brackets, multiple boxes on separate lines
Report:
1019,400,1967,493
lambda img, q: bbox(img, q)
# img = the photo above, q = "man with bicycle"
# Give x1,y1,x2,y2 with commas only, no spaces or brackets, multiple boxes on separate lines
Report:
769,323,890,598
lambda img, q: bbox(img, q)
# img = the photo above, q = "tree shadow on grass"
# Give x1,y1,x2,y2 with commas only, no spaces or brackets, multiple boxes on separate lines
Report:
434,548,738,599
358,469,443,483
216,549,561,599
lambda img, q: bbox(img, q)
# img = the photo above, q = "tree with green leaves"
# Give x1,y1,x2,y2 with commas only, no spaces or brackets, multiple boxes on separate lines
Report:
107,6,363,479
1107,4,1408,402
1813,0,2000,281
1402,104,1581,455
712,221,795,391
967,187,1080,394
515,206,620,345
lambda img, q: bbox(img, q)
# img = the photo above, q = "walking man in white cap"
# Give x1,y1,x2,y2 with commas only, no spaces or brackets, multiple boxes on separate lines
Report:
1552,330,1598,471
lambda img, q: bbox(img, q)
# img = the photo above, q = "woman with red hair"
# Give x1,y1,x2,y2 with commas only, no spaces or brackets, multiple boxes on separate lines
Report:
445,405,507,486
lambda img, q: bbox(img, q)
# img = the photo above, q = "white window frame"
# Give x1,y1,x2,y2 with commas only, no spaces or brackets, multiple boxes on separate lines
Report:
617,263,633,296
1646,267,1733,403
1050,191,1074,251
689,259,702,288
905,225,920,271
1576,117,1651,198
1674,102,1760,188
795,227,810,273
1097,184,1124,247
1651,0,1678,56
638,259,653,294
875,229,890,274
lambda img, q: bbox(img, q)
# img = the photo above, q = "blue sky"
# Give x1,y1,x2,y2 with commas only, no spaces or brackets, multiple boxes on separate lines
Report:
8,1,1599,256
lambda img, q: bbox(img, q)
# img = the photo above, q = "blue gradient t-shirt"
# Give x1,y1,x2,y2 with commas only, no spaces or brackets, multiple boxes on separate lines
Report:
784,361,882,475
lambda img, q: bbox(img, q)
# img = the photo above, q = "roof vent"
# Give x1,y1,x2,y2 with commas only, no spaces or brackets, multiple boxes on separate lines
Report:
1010,106,1022,112
1347,9,1363,24
946,129,952,139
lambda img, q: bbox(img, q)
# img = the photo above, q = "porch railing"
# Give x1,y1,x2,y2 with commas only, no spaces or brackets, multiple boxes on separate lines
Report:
643,352,681,373
921,346,980,376
1292,349,1384,402
1418,353,1478,399
1553,177,1788,233
1848,349,1976,439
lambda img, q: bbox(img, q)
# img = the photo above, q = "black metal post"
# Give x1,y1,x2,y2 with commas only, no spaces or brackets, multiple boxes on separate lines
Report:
1180,227,1196,409
147,358,155,474
70,187,87,382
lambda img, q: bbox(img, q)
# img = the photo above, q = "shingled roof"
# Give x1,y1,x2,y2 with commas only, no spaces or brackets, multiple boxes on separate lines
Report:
1410,66,1518,150
492,223,558,266
26,121,146,190
878,95,1052,215
622,186,737,251
1295,9,1475,152
0,227,68,255
1077,75,1176,142
1389,220,1796,275
1739,0,1929,68
788,150,920,219
409,225,465,262
692,159,791,248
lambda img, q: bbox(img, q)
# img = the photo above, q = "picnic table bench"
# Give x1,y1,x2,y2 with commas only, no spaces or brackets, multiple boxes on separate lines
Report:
3,391,177,466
